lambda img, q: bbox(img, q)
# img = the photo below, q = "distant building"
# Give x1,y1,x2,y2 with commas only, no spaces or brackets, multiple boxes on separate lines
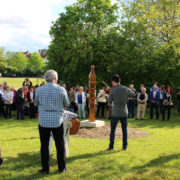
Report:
23,49,48,63
39,49,48,63
24,51,31,58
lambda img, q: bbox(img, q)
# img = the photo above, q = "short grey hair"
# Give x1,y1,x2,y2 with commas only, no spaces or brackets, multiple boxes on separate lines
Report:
142,87,146,91
44,70,58,82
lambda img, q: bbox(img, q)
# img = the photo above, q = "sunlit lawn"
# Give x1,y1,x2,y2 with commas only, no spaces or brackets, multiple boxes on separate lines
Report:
0,110,180,180
0,77,44,89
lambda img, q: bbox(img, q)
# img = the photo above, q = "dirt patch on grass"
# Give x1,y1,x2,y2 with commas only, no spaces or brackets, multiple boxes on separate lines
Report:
74,123,149,139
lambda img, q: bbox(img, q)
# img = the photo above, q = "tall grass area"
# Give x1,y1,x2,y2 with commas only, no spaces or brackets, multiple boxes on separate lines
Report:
0,111,179,180
0,77,44,89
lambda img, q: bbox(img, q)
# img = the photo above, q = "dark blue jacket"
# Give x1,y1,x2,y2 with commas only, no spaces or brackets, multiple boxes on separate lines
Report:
149,91,160,104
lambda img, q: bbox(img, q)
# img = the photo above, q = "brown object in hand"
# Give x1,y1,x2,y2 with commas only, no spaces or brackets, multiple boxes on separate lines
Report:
70,118,80,135
89,65,96,122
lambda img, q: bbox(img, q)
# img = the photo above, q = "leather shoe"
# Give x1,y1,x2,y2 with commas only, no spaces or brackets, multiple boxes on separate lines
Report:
39,169,49,174
0,158,3,168
59,168,66,173
106,147,113,151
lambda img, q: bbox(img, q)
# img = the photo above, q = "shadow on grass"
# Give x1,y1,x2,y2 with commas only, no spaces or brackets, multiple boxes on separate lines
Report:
67,149,120,163
3,150,121,180
130,153,180,176
0,137,39,141
3,151,60,180
133,153,180,170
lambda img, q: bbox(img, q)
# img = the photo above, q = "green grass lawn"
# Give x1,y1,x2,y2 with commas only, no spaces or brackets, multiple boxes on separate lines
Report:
0,77,44,89
0,111,180,180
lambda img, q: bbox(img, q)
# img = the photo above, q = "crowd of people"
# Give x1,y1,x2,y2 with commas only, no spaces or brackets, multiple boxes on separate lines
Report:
66,81,179,121
0,78,179,122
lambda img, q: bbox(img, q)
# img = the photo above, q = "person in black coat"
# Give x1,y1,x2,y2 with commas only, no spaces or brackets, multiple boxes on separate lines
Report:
27,86,36,119
23,78,32,89
162,86,173,121
16,86,27,120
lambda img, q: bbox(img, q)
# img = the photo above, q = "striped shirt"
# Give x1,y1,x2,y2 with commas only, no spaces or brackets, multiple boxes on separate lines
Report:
34,82,70,128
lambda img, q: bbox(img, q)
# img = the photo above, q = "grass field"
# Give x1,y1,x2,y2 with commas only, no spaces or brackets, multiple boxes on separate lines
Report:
0,77,44,89
0,111,180,180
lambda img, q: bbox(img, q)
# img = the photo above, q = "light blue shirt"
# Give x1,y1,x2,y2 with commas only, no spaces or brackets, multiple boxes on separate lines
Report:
34,82,70,128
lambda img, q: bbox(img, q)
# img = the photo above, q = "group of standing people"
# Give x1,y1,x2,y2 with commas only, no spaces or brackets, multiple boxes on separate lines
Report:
124,81,177,121
62,81,179,122
0,78,46,120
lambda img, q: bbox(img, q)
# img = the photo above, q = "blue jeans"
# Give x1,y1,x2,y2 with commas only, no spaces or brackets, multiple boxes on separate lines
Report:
177,99,180,113
78,104,85,119
109,116,128,149
127,100,135,118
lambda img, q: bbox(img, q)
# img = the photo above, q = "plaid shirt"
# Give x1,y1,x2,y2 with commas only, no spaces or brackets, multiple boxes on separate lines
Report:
35,82,70,128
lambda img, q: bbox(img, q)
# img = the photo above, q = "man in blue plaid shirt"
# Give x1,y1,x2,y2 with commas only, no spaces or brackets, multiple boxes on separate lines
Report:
35,70,70,174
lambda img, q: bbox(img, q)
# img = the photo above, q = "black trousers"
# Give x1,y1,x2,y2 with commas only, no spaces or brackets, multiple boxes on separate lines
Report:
5,104,12,118
86,100,89,115
159,99,164,114
16,103,24,119
39,124,66,172
29,103,36,118
162,105,171,120
96,102,106,117
150,103,159,119
0,103,5,118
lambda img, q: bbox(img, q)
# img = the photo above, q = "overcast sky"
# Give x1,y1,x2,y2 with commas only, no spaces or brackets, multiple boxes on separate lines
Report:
0,0,77,52
0,0,119,52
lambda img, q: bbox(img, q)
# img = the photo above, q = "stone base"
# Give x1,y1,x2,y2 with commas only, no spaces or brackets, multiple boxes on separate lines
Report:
80,120,105,128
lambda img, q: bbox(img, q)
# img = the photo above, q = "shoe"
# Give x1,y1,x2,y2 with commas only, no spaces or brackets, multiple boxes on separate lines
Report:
39,169,49,174
136,118,139,120
58,168,66,173
121,148,127,151
106,147,113,151
0,158,3,168
141,118,144,120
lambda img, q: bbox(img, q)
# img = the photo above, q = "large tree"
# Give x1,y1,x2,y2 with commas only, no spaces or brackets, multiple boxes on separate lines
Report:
0,47,11,73
8,52,28,73
47,0,180,89
27,52,46,75
121,0,180,87
48,0,118,86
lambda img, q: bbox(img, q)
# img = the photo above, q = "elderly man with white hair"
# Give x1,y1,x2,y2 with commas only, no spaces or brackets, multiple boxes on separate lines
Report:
149,85,160,120
35,70,70,174
136,87,148,120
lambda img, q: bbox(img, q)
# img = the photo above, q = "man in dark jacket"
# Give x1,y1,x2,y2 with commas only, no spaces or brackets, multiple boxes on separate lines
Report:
27,86,36,118
149,85,160,120
16,86,27,120
106,74,136,151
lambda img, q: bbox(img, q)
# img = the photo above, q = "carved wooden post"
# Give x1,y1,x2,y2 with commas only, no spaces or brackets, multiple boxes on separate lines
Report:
89,65,96,122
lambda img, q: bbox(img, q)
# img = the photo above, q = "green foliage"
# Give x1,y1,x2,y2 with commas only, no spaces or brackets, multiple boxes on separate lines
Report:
48,0,118,86
8,52,28,72
27,52,46,75
48,0,180,90
0,47,9,73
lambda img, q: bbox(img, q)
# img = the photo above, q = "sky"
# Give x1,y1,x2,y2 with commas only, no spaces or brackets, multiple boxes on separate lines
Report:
0,0,77,52
0,0,119,52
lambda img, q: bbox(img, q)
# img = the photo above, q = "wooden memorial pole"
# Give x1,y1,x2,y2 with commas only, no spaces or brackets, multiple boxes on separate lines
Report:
89,65,96,122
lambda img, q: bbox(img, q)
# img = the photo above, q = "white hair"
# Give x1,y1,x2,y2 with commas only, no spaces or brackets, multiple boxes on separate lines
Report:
142,87,146,91
44,70,58,82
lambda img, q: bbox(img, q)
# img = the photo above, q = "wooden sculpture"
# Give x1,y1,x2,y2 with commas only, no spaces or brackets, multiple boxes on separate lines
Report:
89,65,96,122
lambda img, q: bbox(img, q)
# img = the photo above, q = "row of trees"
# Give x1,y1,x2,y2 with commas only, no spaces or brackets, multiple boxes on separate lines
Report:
47,0,180,90
0,47,46,76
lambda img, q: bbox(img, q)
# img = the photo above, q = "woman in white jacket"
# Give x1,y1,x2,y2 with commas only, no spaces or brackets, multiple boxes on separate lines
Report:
75,86,86,119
